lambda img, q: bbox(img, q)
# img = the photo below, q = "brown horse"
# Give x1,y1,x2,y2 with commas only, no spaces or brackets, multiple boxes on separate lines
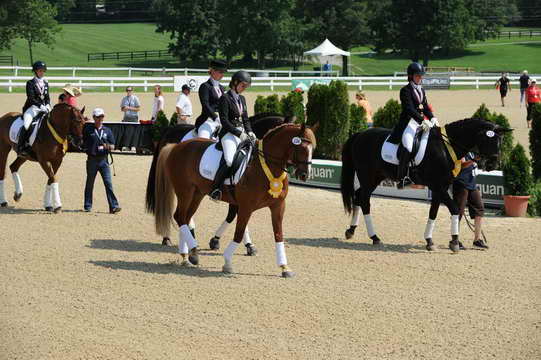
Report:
0,103,85,211
151,123,316,277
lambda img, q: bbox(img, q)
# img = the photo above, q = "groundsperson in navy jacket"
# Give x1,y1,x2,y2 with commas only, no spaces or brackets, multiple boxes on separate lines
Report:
83,108,121,214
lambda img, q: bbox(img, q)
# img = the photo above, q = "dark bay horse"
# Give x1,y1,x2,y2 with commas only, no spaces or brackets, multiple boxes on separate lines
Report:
0,104,85,211
149,123,316,277
145,113,293,254
340,118,510,252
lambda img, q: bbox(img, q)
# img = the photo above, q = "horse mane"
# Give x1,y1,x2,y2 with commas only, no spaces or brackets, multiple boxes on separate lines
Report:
249,112,283,122
262,122,317,148
445,117,493,134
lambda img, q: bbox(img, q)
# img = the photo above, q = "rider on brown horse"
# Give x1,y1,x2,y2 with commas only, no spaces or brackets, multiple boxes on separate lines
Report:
18,61,51,156
209,70,256,201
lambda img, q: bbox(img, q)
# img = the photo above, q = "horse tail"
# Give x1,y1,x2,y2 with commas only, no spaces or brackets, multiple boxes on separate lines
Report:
341,133,358,215
154,143,176,238
145,141,163,214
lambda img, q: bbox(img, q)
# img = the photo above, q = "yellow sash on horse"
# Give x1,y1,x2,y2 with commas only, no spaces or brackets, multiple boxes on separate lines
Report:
258,140,287,198
440,127,461,177
47,118,68,154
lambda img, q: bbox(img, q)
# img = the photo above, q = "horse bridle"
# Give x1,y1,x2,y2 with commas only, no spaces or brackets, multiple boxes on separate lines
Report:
257,136,313,173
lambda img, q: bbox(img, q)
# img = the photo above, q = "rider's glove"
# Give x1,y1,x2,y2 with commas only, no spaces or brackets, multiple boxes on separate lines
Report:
430,117,439,127
239,132,249,142
421,119,433,132
248,132,256,142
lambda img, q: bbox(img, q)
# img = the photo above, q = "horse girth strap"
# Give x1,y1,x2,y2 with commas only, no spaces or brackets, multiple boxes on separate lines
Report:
440,127,461,177
258,140,287,198
47,118,68,154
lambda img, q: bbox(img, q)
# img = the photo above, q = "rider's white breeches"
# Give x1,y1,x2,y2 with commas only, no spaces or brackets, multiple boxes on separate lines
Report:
221,130,242,167
23,105,41,129
198,117,221,139
401,119,420,153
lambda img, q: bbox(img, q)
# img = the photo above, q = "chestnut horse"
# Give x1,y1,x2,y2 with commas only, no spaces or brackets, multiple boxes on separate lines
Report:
0,103,85,211
151,123,316,277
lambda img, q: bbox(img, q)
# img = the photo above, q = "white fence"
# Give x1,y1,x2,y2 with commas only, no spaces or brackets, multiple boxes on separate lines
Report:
0,75,527,92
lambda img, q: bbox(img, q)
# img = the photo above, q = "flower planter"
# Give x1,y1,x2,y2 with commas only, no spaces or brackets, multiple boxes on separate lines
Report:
503,195,530,217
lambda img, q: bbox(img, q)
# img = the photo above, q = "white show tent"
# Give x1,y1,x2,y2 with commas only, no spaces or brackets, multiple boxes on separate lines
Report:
303,38,351,57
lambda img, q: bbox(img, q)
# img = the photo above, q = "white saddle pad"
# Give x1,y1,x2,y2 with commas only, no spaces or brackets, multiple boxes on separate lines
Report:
181,129,198,143
199,144,252,185
381,131,430,166
9,117,40,146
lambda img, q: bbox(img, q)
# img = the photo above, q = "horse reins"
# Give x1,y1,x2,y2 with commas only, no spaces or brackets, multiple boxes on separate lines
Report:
256,136,312,174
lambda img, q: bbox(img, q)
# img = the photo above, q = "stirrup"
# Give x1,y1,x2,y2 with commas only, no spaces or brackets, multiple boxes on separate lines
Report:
209,189,222,201
397,176,413,189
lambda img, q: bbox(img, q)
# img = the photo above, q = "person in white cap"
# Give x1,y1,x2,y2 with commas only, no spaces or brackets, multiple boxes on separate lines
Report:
83,108,121,213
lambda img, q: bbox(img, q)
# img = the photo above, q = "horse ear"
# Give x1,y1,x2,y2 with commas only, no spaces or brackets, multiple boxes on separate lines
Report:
300,122,306,133
81,106,85,115
310,122,320,134
495,125,513,134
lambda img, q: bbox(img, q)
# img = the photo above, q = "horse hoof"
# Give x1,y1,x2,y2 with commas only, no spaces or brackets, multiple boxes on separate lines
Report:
188,248,199,265
162,237,172,246
45,206,53,212
246,244,258,256
426,239,435,251
209,237,220,250
222,264,233,274
53,207,62,214
371,235,382,246
0,202,7,207
13,193,22,202
345,228,354,240
282,271,296,278
449,241,460,253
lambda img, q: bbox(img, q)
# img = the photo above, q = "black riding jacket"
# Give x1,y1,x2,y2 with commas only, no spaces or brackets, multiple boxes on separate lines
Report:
23,77,50,112
218,90,252,138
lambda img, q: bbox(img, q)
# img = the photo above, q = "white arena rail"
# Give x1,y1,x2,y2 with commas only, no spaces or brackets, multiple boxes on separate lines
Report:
0,75,526,92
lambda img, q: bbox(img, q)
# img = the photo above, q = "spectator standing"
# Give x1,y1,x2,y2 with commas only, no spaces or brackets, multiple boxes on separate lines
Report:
526,79,541,129
83,108,121,214
62,84,82,107
57,93,66,104
519,70,530,106
151,85,165,122
175,84,193,124
120,86,140,122
355,92,373,124
495,72,511,107
452,152,488,249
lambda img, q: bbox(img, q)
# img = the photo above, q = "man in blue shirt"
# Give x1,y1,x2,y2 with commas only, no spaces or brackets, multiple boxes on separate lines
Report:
83,108,121,213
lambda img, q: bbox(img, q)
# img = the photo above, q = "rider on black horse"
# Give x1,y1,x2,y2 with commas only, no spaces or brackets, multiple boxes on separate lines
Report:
388,62,439,189
18,60,51,156
209,70,256,201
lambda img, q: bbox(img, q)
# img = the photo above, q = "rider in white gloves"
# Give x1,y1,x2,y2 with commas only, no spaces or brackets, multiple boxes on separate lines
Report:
209,71,253,201
18,61,51,155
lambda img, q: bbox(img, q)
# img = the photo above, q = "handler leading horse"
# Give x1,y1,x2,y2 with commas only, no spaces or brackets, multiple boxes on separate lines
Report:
341,118,509,252
150,123,315,277
0,103,85,211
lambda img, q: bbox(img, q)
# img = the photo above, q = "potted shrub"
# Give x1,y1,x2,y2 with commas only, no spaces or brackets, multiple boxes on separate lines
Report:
502,144,533,216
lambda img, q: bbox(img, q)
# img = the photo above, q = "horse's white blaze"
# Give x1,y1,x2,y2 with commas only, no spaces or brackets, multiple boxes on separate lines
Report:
0,180,6,203
188,217,195,230
51,182,61,208
351,206,361,226
424,219,436,239
180,224,197,250
215,220,230,238
12,172,23,195
242,227,252,245
363,214,376,237
223,241,239,265
275,241,287,266
451,215,459,236
178,228,188,254
43,184,52,208
307,144,313,176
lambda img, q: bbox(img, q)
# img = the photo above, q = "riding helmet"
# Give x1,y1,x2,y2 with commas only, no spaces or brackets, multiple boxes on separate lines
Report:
32,60,47,72
407,62,425,76
209,59,228,72
231,70,252,85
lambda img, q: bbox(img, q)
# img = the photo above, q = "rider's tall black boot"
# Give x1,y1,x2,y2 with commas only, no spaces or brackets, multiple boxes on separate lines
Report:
209,160,231,201
17,127,31,155
397,149,413,189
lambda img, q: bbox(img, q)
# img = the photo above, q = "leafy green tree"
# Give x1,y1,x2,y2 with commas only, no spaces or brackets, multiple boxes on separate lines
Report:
372,99,401,129
281,91,305,123
153,0,221,63
0,0,18,50
503,143,533,196
45,0,76,21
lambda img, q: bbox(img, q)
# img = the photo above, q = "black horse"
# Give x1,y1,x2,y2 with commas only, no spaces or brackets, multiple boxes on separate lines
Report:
145,112,293,254
340,118,510,252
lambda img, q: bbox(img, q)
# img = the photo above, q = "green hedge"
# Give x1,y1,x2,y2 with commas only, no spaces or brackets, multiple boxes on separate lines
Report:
373,99,401,129
349,103,367,136
529,103,541,181
169,112,178,126
151,110,169,142
472,103,492,121
280,92,305,123
254,94,282,114
503,143,533,196
527,182,541,216
472,104,514,167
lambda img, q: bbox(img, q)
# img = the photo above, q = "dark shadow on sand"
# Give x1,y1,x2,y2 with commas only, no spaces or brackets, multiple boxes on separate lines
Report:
88,239,231,255
286,237,428,254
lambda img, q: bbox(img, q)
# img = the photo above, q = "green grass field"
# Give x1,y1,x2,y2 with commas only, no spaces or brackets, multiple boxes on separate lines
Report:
1,23,541,76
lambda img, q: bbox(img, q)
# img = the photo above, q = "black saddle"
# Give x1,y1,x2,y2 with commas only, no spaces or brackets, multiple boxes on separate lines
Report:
397,127,423,168
216,139,254,185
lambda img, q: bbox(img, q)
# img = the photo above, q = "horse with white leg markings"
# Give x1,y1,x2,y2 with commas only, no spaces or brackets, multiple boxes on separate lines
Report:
340,118,510,252
145,113,293,256
150,123,315,277
0,104,85,212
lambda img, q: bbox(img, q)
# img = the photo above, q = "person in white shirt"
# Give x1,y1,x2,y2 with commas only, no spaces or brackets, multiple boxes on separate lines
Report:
151,85,165,122
175,85,193,124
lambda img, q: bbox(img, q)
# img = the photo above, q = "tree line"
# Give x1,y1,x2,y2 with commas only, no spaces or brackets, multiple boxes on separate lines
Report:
0,0,535,67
